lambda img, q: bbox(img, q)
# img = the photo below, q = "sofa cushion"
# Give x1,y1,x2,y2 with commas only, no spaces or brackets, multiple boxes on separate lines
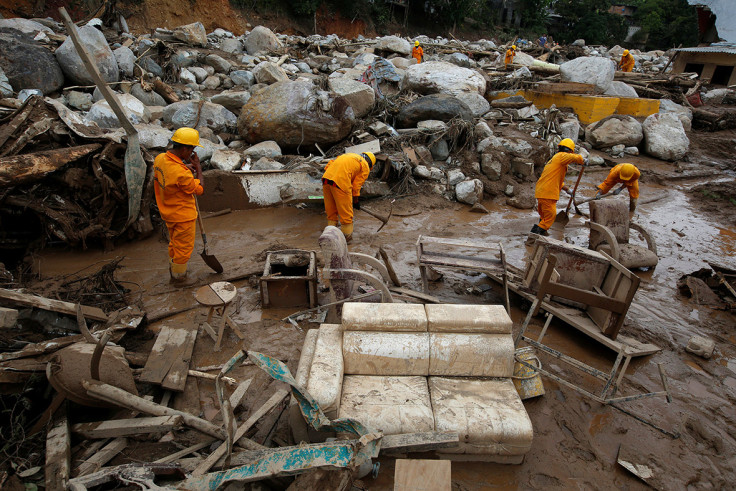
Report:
429,333,514,377
429,377,533,455
338,375,435,435
341,302,427,331
343,332,430,376
426,304,512,333
305,325,343,419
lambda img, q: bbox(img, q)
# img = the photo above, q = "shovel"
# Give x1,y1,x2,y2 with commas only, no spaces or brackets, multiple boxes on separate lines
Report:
194,196,224,273
360,203,393,233
555,164,586,227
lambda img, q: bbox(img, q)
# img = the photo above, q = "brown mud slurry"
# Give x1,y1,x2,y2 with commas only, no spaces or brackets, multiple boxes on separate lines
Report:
35,167,736,489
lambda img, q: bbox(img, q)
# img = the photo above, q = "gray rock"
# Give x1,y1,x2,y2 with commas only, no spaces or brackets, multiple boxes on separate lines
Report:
251,157,285,171
417,120,447,131
375,36,412,55
203,75,221,90
447,169,465,186
171,50,198,68
327,77,375,117
642,113,689,161
397,93,472,128
585,115,643,149
18,88,42,102
685,335,715,359
604,81,638,98
475,121,492,140
506,195,535,209
253,61,288,84
430,139,449,160
134,123,173,149
701,88,733,104
210,90,251,113
429,168,444,181
210,149,243,171
244,26,281,55
65,90,93,111
559,118,580,142
413,165,431,179
189,66,208,83
590,155,605,166
478,135,533,157
354,53,378,67
56,26,119,85
624,146,639,155
572,39,586,47
511,161,534,178
237,80,354,148
0,18,52,35
0,67,12,98
481,156,502,181
230,70,254,87
241,54,258,65
295,62,311,73
180,67,196,85
455,179,484,205
173,22,207,47
455,91,490,117
504,185,514,197
205,54,231,73
87,94,151,128
560,56,615,92
611,144,625,156
113,46,135,77
163,100,237,132
447,52,474,68
242,140,281,160
130,83,166,107
139,57,163,78
361,181,391,198
658,99,693,131
220,38,243,54
402,61,486,97
0,31,64,95
194,137,227,162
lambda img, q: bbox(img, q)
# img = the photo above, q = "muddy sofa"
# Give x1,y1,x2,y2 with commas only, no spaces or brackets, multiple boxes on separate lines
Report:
293,302,533,463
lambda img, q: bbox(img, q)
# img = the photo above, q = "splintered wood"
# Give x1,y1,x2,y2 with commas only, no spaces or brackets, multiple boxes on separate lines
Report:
394,459,452,491
140,326,198,391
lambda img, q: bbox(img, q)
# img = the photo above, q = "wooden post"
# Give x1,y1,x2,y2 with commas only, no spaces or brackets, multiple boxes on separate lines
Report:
45,403,70,491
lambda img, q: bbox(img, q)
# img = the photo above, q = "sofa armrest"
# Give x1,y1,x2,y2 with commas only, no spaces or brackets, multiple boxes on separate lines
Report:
630,222,657,256
348,252,391,284
305,325,344,419
589,221,621,262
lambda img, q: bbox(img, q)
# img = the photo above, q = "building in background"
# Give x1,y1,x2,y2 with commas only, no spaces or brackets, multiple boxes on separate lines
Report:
672,42,736,86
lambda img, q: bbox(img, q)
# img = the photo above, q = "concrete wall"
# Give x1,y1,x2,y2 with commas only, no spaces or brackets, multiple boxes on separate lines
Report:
688,0,736,42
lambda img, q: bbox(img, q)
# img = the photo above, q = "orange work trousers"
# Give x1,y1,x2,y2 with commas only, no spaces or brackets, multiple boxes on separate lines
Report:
323,183,353,226
166,219,196,265
536,198,557,231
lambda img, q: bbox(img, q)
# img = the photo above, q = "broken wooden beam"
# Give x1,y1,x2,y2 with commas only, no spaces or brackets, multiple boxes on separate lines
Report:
74,438,128,477
71,415,183,439
0,288,107,322
0,144,102,186
45,404,70,491
67,463,185,489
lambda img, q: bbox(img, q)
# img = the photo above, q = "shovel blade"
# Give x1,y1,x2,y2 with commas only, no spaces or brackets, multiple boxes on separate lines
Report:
555,210,570,226
201,250,224,274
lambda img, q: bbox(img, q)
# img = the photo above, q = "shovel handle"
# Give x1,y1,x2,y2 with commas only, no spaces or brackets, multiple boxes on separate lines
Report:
194,196,209,249
565,163,586,214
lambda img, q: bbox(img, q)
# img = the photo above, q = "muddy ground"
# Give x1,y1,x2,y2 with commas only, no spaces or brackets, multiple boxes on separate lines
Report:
25,128,736,489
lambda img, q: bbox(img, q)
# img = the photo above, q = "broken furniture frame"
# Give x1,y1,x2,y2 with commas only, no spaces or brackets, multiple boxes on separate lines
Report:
515,255,671,405
416,235,510,313
195,282,244,351
260,249,318,309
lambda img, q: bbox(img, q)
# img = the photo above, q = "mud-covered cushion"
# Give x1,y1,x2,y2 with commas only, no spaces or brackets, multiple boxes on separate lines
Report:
343,331,430,376
305,325,343,419
428,333,514,377
425,304,512,333
341,302,427,331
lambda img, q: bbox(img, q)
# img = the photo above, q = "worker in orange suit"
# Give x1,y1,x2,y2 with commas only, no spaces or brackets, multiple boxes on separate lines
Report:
321,152,376,243
154,127,204,287
504,45,517,69
531,138,586,236
595,163,640,212
412,40,424,63
618,49,635,72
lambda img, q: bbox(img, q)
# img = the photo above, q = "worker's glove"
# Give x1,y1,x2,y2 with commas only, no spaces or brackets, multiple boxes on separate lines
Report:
593,191,601,200
583,157,590,166
353,197,360,210
613,187,624,196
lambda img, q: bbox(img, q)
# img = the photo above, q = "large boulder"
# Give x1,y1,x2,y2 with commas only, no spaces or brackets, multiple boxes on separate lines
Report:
375,36,412,55
87,94,151,129
603,81,638,98
237,80,355,148
455,179,484,205
253,61,288,84
402,61,486,97
0,31,64,95
560,56,615,92
173,22,207,47
658,99,693,132
130,83,166,107
0,18,52,35
244,26,281,55
210,149,243,171
396,93,473,128
134,123,173,149
327,77,375,117
220,38,243,54
113,46,135,77
55,26,119,85
210,90,251,114
163,100,237,132
242,140,281,160
230,70,255,87
455,92,490,117
642,113,689,161
585,115,643,149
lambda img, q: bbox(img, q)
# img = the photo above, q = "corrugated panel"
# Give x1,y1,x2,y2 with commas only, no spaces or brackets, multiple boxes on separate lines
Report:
675,42,736,54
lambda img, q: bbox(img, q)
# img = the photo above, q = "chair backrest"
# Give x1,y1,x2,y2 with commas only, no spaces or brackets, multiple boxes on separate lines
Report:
318,226,352,321
590,199,629,248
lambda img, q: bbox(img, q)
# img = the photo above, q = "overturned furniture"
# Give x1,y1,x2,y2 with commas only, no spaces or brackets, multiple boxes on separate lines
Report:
293,302,533,463
260,250,318,309
589,199,658,270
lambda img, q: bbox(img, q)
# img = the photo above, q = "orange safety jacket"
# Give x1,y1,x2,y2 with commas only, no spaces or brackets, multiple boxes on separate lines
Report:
597,163,640,198
504,49,515,65
534,152,584,200
153,151,204,223
620,53,635,72
322,153,371,197
412,46,424,63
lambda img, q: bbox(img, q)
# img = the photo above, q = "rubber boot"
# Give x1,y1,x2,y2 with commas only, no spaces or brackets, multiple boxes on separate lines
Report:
327,220,338,228
170,261,197,288
168,257,174,279
341,223,354,244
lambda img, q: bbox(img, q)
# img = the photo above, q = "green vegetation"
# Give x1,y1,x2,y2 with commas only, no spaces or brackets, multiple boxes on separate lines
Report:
632,0,698,50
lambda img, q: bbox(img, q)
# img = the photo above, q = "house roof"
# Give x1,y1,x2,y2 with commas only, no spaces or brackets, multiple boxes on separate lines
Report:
675,42,736,54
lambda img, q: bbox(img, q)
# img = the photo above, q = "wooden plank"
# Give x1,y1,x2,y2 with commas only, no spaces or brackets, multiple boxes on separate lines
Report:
172,376,201,415
420,255,501,271
191,388,290,476
45,404,70,491
418,236,499,250
394,459,451,491
389,287,441,304
0,288,107,321
74,438,128,477
155,440,213,464
379,247,402,287
161,327,198,392
140,326,190,385
544,282,628,313
71,415,183,439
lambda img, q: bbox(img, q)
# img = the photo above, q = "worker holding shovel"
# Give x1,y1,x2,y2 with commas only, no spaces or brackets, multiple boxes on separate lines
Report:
153,127,204,287
321,152,376,243
595,163,640,212
530,138,586,236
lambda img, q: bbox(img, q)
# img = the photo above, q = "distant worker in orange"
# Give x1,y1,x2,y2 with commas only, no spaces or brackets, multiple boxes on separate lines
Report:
504,45,517,69
531,138,587,236
412,40,424,63
618,49,635,72
595,163,640,212
322,152,376,243
154,127,204,287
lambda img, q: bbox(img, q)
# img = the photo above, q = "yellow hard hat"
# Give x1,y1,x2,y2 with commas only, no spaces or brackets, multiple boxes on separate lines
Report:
558,138,575,151
623,49,630,55
619,163,636,180
171,127,203,147
415,40,420,46
512,45,517,50
361,152,376,168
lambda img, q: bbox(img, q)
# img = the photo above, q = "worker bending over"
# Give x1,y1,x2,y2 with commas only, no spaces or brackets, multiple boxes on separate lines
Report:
531,138,586,236
595,163,640,212
154,127,204,287
322,152,376,243
618,49,635,72
504,45,517,69
412,40,424,64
